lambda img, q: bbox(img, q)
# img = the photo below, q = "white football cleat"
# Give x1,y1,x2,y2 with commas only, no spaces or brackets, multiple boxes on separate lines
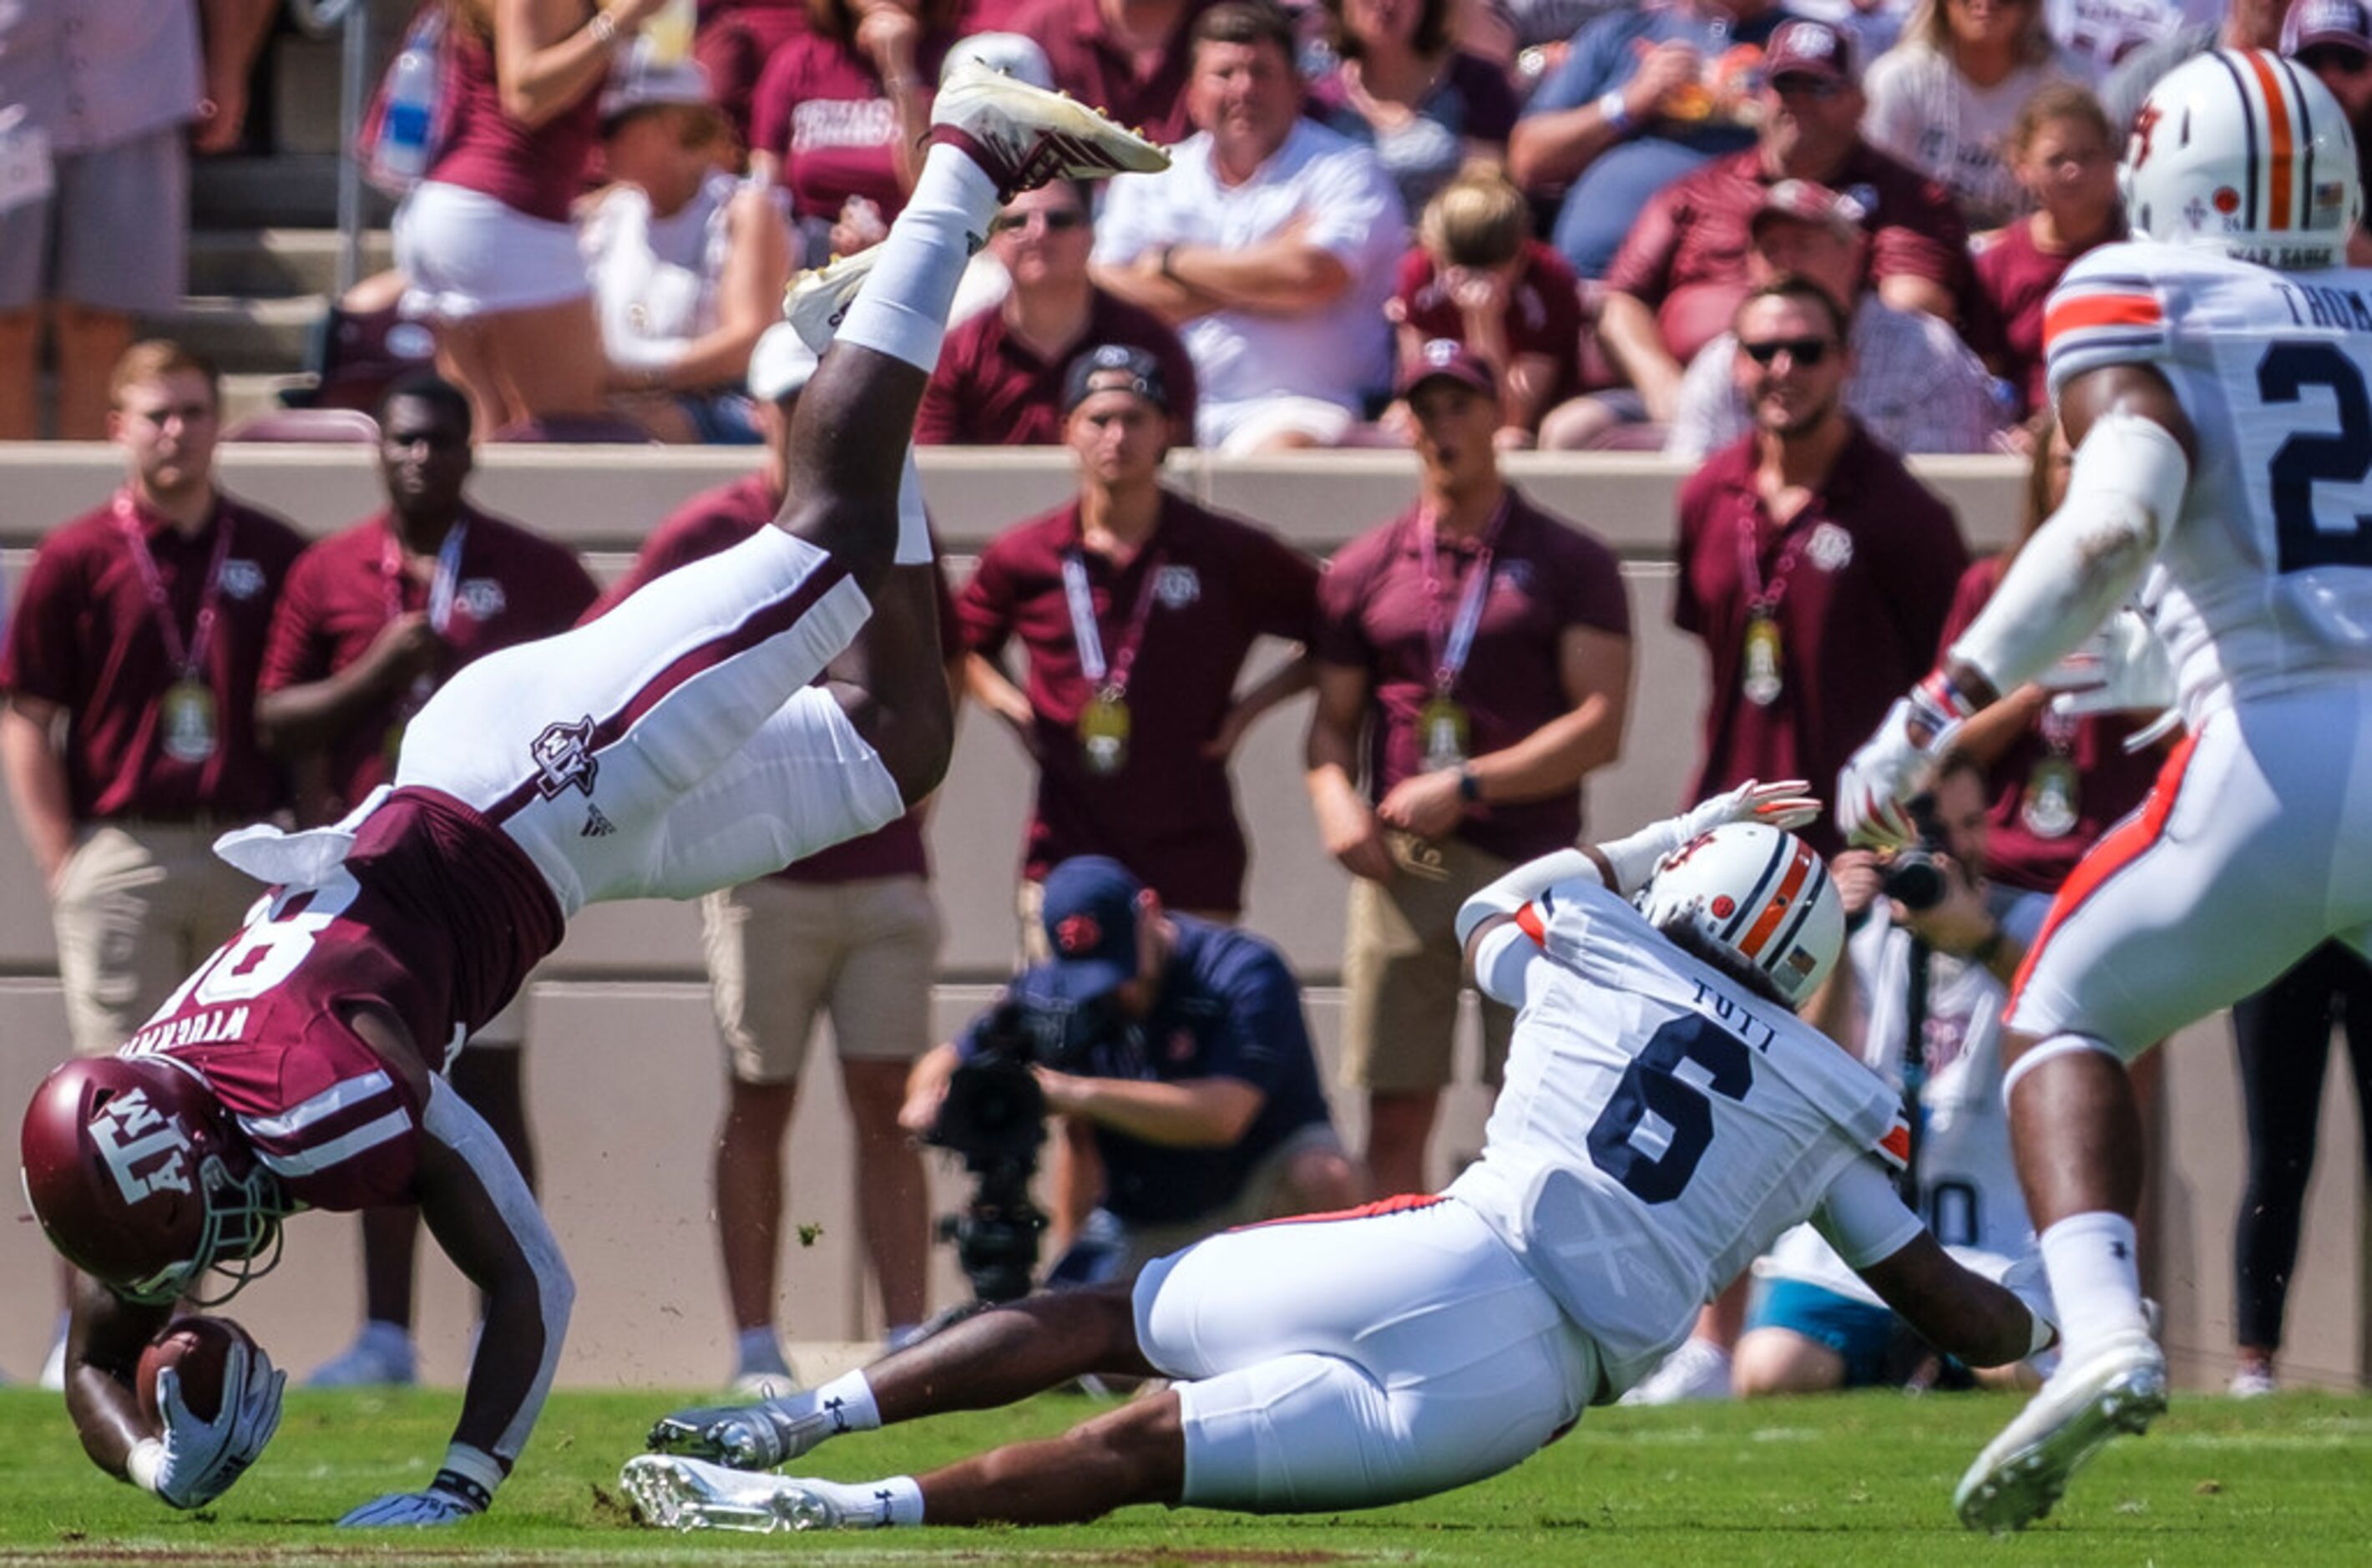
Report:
1955,1330,2167,1533
620,1455,851,1533
929,58,1167,198
782,248,879,353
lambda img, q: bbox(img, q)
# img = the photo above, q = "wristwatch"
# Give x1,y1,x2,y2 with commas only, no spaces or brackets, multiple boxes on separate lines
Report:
1457,766,1482,804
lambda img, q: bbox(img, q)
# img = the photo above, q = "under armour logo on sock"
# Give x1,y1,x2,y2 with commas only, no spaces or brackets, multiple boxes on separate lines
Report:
582,803,617,837
875,1487,895,1523
2111,1240,2130,1261
825,1394,849,1432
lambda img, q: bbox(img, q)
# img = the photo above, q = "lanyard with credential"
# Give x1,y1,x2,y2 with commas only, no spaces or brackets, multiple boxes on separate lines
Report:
1734,500,1815,709
1412,493,1508,772
379,518,468,756
116,492,235,765
1062,544,1165,776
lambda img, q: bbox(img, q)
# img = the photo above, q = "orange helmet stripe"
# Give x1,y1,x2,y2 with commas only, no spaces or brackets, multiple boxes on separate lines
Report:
1734,839,1815,960
2244,48,2295,231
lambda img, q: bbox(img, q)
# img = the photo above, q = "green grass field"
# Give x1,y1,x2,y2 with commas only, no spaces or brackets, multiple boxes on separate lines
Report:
0,1386,2365,1565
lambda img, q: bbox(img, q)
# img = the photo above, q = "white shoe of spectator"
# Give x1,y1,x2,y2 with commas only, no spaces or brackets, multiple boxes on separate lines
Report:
2228,1364,2278,1399
304,1322,418,1388
1618,1338,1732,1406
731,1368,797,1401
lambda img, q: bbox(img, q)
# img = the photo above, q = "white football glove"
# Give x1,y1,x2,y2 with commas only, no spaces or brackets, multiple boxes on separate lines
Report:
138,1341,284,1510
2039,608,2175,721
1598,779,1821,894
336,1470,492,1528
1838,697,1951,848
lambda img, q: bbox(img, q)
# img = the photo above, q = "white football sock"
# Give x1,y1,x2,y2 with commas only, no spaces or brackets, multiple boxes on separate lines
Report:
837,145,1001,375
2038,1211,2149,1366
803,1473,923,1528
896,448,930,564
812,1368,882,1433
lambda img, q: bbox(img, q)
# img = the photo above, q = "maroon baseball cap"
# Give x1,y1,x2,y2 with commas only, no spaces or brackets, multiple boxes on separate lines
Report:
1750,179,1870,241
1398,338,1499,399
2286,0,2372,55
1763,18,1858,87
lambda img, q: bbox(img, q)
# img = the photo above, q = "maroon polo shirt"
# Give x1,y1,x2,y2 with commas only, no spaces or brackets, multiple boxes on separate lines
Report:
1316,488,1631,864
1937,556,2161,896
1388,240,1585,415
750,32,955,225
589,473,952,884
1965,218,2113,420
1004,0,1212,146
259,506,599,821
958,492,1320,911
1673,424,1969,858
1,490,305,824
1604,144,1971,367
915,289,1198,446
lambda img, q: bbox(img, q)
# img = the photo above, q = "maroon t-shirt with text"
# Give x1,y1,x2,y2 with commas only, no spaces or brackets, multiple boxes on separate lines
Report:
957,493,1320,911
260,507,599,821
1673,425,1969,857
1316,489,1631,863
1936,555,2162,894
1005,0,1212,146
750,32,954,225
916,289,1199,447
589,473,952,884
1,491,306,823
1605,144,1970,366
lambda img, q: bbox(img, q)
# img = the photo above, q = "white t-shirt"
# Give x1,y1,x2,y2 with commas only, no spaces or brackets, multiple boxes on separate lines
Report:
1862,43,2085,230
2046,245,2372,728
2042,0,2219,86
1092,118,1408,425
1450,878,1920,1399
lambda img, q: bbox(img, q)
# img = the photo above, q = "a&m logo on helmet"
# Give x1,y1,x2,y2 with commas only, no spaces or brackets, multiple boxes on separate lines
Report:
88,1088,196,1206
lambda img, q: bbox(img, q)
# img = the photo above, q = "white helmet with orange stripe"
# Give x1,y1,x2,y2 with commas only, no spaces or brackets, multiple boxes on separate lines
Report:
1635,823,1844,1009
2122,48,2361,271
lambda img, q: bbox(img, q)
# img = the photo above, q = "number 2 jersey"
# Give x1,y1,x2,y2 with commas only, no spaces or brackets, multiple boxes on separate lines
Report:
1446,878,1918,1399
118,787,564,1211
2044,243,2372,726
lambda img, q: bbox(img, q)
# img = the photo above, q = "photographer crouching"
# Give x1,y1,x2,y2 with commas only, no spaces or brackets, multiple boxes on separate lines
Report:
1736,753,2049,1396
902,856,1363,1294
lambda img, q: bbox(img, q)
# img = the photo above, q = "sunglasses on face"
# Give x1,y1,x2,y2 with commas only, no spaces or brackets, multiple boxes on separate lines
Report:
1770,73,1846,101
1740,336,1836,367
990,208,1088,236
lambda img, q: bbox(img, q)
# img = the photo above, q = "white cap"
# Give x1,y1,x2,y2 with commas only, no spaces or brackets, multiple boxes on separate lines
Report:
747,323,820,402
942,33,1055,90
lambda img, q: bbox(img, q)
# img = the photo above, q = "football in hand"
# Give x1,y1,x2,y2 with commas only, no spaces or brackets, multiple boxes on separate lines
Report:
136,1317,256,1425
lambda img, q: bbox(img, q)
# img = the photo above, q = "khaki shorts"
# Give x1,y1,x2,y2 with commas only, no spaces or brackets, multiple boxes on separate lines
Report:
701,874,940,1085
51,822,265,1058
1119,1121,1351,1274
1339,832,1518,1094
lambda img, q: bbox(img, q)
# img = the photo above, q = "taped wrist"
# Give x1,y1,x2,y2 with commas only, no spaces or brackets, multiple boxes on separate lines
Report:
126,1438,164,1495
1596,822,1686,898
432,1443,504,1512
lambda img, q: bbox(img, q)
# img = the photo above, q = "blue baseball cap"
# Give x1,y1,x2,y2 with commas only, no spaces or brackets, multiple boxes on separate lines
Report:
1032,855,1144,1004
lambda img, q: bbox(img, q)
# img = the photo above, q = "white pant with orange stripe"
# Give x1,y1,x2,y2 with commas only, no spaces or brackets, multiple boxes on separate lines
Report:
2006,682,2372,1057
1131,1196,1597,1513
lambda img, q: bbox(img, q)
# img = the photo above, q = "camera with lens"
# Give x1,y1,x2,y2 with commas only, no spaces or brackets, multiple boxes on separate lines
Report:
1879,792,1955,913
921,999,1056,1306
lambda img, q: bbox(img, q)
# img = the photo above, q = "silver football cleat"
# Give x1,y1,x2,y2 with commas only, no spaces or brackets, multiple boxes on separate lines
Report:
1954,1330,2168,1533
620,1454,848,1533
645,1393,842,1470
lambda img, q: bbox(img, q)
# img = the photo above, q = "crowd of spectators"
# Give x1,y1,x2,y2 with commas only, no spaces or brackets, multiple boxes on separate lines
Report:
4,0,2299,450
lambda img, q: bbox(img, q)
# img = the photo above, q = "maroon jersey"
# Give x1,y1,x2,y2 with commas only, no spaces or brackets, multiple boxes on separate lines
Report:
260,507,599,820
1388,240,1584,411
1965,217,2112,419
750,31,955,225
958,493,1319,911
1673,426,1968,857
427,22,599,224
916,289,1199,446
589,474,951,883
1937,556,2160,894
1317,489,1631,862
1604,144,1970,367
1004,0,1211,146
121,787,562,1211
0,491,306,823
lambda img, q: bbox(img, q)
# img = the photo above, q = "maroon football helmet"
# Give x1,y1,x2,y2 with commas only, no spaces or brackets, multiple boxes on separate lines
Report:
20,1056,291,1306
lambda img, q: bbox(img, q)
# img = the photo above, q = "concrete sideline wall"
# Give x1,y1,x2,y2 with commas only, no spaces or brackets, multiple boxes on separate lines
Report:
0,445,2357,1393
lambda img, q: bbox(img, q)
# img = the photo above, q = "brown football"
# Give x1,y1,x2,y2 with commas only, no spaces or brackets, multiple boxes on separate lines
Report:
136,1317,256,1426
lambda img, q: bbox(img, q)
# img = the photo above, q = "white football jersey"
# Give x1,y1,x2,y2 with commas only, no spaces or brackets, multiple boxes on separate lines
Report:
1449,880,1915,1398
2046,243,2372,727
